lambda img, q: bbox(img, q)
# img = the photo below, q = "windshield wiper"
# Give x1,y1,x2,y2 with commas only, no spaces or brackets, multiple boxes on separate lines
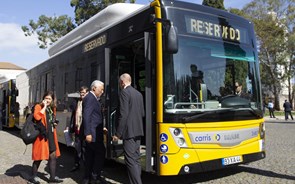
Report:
220,95,250,108
182,109,234,122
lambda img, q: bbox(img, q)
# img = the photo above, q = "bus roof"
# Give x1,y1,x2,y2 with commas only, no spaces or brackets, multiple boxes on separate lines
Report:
48,3,145,57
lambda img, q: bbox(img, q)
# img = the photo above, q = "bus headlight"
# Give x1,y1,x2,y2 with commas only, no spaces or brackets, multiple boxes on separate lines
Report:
169,128,188,148
177,138,186,146
173,128,181,136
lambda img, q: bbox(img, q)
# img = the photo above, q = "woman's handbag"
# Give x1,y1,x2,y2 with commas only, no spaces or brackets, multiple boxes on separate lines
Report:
20,114,40,145
64,128,74,147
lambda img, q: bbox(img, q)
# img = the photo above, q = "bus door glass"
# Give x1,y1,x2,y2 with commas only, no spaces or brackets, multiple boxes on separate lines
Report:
108,36,151,170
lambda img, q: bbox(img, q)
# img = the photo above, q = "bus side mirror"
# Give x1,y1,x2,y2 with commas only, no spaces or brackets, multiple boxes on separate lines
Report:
166,24,178,54
150,15,178,54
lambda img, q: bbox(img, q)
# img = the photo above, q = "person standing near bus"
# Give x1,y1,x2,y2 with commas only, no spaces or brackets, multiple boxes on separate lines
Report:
29,91,63,184
23,105,30,119
112,73,145,184
283,99,293,120
69,86,88,172
268,100,276,118
80,80,106,184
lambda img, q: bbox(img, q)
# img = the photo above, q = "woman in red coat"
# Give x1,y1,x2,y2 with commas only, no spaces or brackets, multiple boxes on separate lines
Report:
29,91,62,184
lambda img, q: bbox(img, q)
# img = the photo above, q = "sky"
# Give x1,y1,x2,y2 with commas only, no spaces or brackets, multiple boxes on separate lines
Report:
0,0,252,70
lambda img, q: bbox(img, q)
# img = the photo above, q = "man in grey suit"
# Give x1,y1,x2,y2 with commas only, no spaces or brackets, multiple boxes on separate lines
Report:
113,73,145,184
81,80,106,184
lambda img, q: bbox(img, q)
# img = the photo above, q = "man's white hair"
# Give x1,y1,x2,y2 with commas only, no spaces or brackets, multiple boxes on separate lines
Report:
90,80,104,90
120,73,132,84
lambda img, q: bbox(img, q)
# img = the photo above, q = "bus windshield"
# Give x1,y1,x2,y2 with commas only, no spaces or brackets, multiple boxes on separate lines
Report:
163,37,262,122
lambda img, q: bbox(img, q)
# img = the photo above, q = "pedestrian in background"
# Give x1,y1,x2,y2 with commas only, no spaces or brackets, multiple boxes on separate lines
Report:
80,80,106,184
23,105,29,119
112,73,145,184
268,100,276,118
283,99,293,120
69,86,88,172
29,91,63,184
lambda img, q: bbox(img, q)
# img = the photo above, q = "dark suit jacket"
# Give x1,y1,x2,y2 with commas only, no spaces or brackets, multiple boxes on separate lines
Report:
81,92,103,142
283,101,292,112
116,85,145,140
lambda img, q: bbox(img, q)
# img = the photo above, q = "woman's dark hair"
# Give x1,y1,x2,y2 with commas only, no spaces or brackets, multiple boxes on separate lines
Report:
42,91,56,108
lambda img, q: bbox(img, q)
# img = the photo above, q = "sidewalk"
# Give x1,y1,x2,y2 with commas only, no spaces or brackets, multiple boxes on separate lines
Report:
0,129,80,184
264,115,294,122
0,129,123,184
0,130,33,184
0,116,292,184
0,174,27,184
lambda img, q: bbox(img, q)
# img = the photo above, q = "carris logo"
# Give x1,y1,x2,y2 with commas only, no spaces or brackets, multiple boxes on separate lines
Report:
195,134,211,142
214,134,221,141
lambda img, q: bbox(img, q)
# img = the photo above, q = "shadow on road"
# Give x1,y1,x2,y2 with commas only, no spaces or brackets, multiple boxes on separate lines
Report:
238,165,295,181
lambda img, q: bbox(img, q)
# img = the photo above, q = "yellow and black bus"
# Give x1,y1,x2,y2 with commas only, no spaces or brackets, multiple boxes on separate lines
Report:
17,0,265,176
0,79,19,128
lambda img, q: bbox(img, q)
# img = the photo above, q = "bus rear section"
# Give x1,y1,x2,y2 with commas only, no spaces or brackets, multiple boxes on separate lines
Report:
157,120,265,175
0,79,19,128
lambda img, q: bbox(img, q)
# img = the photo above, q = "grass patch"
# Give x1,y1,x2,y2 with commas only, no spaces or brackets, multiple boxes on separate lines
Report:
264,111,285,116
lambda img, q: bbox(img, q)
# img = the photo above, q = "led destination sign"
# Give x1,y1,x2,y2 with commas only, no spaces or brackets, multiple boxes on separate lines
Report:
83,34,107,52
185,16,248,44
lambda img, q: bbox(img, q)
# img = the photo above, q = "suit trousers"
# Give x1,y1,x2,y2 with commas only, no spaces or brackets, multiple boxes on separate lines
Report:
74,134,82,165
83,140,105,180
285,111,293,120
123,137,142,184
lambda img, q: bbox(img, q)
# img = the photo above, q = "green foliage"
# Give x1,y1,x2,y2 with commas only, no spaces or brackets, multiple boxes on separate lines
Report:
70,0,135,25
264,110,285,116
202,0,225,10
70,0,122,25
229,8,246,17
22,15,75,49
234,0,295,110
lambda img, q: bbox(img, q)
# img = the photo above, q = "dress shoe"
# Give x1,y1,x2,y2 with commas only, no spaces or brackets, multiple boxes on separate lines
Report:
28,177,40,184
49,176,63,183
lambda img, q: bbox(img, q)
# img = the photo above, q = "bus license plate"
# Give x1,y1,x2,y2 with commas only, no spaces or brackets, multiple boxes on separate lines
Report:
222,156,243,166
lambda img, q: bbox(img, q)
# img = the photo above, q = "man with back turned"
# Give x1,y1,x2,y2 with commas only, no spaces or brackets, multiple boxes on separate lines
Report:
112,73,145,184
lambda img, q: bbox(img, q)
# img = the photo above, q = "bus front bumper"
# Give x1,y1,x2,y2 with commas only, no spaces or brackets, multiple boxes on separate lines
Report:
178,151,266,175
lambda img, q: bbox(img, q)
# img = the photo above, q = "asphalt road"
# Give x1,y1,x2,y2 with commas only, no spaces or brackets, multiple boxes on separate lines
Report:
0,117,294,184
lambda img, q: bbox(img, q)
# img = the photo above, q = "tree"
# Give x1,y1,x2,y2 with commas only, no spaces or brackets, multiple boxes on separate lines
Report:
22,15,75,49
202,0,225,10
240,0,295,110
22,0,135,49
71,0,135,25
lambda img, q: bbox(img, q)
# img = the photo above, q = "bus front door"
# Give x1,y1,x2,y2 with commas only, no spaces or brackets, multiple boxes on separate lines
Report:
106,33,154,172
